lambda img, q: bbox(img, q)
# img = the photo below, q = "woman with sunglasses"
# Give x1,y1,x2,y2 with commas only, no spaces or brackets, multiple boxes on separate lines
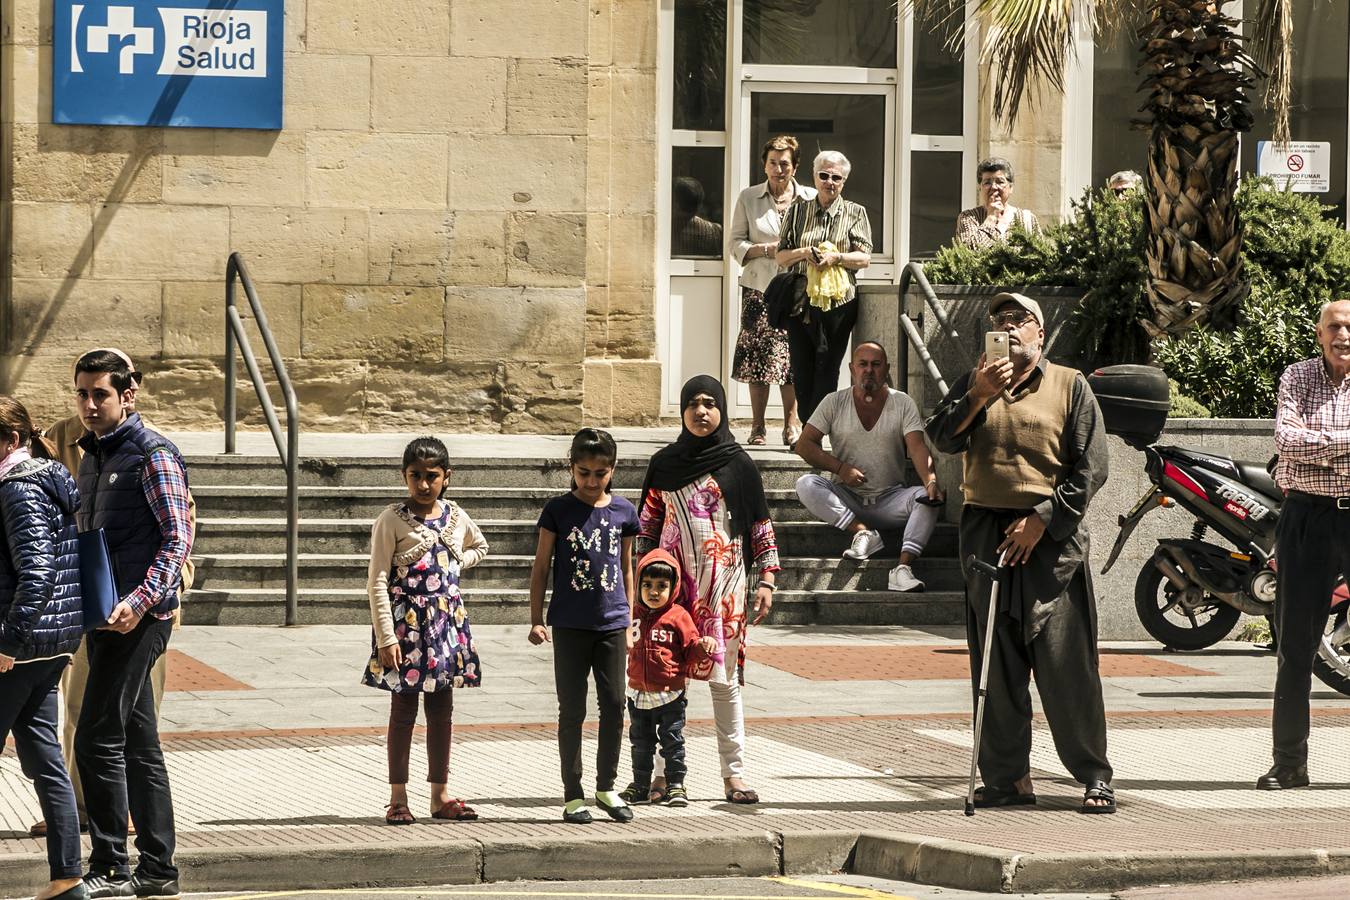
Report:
955,157,1040,251
774,150,873,424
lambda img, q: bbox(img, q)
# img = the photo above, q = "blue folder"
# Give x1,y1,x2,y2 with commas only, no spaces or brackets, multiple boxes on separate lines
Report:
78,529,119,632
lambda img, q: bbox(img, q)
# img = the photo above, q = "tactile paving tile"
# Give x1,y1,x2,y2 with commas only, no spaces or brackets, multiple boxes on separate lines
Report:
747,644,1217,680
164,649,253,692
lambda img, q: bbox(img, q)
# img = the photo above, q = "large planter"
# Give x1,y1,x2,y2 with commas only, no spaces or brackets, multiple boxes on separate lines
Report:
857,283,1089,413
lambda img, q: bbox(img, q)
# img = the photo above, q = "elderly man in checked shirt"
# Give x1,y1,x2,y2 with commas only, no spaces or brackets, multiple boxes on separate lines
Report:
70,349,191,899
1264,299,1350,792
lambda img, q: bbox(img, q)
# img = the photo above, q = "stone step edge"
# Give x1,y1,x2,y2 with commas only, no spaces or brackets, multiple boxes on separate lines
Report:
195,517,959,531
0,829,1338,896
192,553,964,566
188,588,964,603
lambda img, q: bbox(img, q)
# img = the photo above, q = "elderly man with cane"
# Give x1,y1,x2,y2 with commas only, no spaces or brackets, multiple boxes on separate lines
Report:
925,292,1116,814
1263,299,1350,790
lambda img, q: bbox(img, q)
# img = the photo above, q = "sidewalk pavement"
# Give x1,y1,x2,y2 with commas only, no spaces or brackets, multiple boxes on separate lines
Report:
4,624,1350,896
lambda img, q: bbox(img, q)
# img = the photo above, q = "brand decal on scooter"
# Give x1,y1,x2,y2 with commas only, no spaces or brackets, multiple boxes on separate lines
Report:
1216,484,1271,521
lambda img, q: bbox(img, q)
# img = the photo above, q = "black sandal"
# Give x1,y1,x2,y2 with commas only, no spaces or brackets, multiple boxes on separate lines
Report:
973,785,1037,808
724,787,759,804
1080,780,1116,814
619,783,651,805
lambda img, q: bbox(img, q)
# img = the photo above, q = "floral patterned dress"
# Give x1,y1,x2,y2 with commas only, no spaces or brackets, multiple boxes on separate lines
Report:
637,474,780,684
363,504,480,692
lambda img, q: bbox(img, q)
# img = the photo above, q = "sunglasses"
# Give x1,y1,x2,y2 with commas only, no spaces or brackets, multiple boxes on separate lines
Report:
989,310,1035,327
817,172,846,183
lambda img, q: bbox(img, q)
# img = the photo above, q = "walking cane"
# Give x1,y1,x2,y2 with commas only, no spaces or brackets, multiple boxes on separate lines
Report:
963,550,1009,816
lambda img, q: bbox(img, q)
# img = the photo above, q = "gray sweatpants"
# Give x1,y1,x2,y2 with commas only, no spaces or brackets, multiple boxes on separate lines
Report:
795,474,938,557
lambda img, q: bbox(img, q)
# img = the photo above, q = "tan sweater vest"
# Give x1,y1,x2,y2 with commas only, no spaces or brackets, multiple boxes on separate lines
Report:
961,362,1076,509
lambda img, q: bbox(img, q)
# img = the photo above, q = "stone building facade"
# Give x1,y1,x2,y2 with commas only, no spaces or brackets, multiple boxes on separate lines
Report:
1,1,1102,433
1,0,659,431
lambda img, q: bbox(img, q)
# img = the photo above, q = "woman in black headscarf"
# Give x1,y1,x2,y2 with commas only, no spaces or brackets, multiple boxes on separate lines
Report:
635,375,779,804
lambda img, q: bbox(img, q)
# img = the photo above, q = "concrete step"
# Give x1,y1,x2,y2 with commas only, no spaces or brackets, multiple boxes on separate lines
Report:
185,454,833,491
193,486,849,522
194,517,962,558
190,553,967,593
182,587,965,627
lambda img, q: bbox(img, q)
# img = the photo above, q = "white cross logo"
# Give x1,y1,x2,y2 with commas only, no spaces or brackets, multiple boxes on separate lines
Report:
76,5,156,75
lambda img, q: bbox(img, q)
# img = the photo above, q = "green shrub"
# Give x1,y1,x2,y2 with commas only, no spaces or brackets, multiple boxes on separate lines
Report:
1156,182,1350,417
929,177,1350,417
1168,380,1211,418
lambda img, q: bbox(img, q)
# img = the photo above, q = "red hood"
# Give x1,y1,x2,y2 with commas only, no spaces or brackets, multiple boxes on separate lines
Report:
636,547,683,617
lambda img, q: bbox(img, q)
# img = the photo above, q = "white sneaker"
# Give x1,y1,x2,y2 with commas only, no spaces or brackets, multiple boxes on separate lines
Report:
843,529,884,560
888,564,925,593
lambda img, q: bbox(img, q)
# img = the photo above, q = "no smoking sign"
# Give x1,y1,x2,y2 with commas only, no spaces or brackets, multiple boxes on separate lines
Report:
1257,141,1329,192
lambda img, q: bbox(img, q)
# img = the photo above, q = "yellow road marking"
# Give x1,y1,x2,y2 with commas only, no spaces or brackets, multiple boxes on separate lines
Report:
769,876,918,899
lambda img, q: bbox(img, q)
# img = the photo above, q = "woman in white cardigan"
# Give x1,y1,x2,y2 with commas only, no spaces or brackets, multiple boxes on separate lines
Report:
728,135,816,447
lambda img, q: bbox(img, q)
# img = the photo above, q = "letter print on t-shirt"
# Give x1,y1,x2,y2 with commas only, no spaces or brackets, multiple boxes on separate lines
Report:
566,515,623,592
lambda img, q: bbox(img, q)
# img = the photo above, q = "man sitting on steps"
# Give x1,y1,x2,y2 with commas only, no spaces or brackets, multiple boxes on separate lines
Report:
793,341,943,592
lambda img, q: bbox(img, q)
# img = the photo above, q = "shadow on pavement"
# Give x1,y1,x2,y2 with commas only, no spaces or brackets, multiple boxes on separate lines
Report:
1137,690,1349,700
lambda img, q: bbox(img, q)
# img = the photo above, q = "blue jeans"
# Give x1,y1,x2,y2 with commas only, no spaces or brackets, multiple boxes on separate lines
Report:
0,657,82,881
628,694,688,788
76,616,177,881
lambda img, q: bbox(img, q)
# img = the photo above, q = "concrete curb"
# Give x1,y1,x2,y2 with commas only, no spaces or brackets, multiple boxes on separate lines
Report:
852,832,1350,893
5,831,1350,895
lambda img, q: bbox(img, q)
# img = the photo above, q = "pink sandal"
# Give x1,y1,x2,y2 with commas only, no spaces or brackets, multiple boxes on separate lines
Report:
433,798,478,821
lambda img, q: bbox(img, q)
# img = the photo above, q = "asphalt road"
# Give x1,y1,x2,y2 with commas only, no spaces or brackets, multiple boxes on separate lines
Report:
175,872,1350,900
182,875,1108,900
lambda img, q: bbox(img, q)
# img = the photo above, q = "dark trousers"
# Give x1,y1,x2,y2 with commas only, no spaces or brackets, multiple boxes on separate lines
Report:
1273,496,1350,766
75,617,176,882
552,627,627,802
386,690,453,784
786,299,858,423
1,658,82,881
962,508,1111,789
627,694,688,788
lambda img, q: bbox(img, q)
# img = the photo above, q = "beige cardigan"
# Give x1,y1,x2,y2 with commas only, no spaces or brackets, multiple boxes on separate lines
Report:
367,501,489,649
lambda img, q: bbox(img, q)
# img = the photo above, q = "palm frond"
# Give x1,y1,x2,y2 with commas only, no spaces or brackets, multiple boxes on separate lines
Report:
1247,0,1294,145
907,0,1130,124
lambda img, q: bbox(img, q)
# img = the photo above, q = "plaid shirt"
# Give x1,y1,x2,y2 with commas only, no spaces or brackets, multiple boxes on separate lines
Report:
626,686,684,710
1274,357,1350,497
127,448,194,619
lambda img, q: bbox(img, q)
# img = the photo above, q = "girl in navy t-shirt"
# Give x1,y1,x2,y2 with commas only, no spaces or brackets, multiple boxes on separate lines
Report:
528,428,638,824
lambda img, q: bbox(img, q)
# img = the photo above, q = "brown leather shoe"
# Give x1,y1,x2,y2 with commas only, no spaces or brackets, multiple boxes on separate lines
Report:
31,818,92,836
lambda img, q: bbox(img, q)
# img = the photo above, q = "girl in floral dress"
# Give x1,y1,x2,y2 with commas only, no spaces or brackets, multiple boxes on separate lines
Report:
638,375,780,804
364,437,487,825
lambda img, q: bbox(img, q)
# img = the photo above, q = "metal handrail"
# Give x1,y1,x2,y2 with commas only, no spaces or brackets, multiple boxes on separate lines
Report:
224,252,299,626
897,260,958,398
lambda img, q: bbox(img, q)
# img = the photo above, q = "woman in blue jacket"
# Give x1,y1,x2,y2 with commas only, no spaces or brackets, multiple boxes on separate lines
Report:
0,397,87,900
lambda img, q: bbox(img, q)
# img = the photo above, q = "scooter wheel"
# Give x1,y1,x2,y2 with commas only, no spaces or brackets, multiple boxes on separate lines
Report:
1313,609,1350,698
1134,563,1241,650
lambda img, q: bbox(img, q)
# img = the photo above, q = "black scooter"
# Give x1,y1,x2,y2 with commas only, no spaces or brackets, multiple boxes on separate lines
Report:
1092,366,1350,696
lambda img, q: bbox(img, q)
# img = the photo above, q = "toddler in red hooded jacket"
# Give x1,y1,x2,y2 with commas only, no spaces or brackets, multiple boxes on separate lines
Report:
619,549,713,807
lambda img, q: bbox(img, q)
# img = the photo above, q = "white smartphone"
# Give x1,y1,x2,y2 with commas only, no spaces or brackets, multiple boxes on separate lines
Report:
984,331,1009,363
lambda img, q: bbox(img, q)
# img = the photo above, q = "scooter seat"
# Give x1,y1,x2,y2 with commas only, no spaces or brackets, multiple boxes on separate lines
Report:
1235,460,1282,499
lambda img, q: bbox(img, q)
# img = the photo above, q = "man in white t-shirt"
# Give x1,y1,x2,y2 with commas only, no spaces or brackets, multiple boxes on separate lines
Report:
794,342,943,592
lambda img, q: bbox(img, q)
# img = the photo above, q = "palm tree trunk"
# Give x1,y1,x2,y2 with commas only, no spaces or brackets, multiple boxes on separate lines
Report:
1139,0,1261,337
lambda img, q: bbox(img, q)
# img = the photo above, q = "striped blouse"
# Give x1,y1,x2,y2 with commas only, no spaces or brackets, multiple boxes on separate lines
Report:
775,196,873,297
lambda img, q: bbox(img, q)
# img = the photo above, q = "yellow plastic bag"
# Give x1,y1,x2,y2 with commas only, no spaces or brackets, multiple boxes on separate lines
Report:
806,240,850,311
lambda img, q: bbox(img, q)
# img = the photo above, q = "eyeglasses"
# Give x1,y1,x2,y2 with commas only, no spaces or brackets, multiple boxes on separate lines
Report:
979,178,1011,188
817,172,846,183
989,310,1035,327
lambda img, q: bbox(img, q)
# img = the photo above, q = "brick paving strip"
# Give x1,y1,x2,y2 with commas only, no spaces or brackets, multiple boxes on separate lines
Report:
5,712,1350,895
